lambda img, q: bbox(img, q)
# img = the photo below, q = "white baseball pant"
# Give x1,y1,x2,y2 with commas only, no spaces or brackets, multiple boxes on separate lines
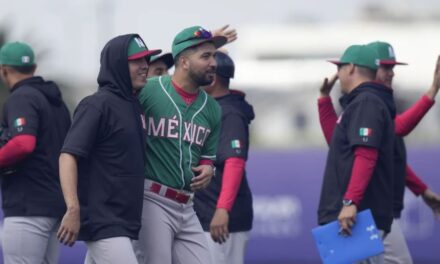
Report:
133,180,211,264
2,216,59,264
383,219,413,264
204,231,250,264
84,236,137,264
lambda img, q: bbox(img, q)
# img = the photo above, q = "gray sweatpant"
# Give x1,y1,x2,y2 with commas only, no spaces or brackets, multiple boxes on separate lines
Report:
204,231,250,264
133,181,211,264
383,219,413,264
84,236,137,264
356,230,385,264
2,216,59,264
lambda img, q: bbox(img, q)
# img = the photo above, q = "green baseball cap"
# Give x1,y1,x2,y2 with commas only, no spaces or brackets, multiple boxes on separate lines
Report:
127,36,161,61
150,52,174,69
0,42,35,66
172,26,227,59
328,44,379,70
367,41,407,66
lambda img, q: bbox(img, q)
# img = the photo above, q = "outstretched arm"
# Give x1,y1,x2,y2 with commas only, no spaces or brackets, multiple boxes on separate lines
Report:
395,56,440,136
406,165,440,220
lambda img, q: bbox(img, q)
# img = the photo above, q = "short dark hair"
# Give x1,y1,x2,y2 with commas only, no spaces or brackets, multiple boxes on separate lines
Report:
216,74,230,88
8,65,36,74
357,66,377,79
174,46,198,68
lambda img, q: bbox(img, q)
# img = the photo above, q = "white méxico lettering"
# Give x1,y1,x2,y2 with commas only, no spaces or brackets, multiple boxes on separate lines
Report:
167,117,179,139
148,117,165,137
147,116,210,146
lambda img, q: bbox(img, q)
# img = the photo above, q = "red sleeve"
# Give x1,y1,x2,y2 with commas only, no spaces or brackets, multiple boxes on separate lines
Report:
199,159,213,166
405,165,428,196
395,95,434,136
318,97,338,145
343,146,379,207
216,157,246,211
0,135,36,168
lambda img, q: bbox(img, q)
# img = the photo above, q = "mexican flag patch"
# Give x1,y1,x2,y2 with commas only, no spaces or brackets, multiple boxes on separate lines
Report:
359,127,372,137
231,139,241,149
14,117,26,127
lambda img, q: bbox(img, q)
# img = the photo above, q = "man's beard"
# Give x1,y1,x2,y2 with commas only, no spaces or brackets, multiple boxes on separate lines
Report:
188,67,215,87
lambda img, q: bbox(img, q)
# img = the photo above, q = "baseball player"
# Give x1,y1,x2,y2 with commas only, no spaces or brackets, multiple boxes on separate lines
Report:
56,34,160,264
194,51,254,264
318,44,396,263
0,42,71,264
135,26,226,264
318,41,440,264
147,52,174,78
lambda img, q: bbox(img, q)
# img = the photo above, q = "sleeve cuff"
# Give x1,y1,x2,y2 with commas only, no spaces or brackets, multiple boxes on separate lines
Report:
422,94,435,105
318,96,332,105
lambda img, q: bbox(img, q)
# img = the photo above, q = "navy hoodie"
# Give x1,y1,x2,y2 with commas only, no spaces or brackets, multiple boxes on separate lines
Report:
318,81,396,233
194,90,254,232
61,34,147,241
1,76,71,217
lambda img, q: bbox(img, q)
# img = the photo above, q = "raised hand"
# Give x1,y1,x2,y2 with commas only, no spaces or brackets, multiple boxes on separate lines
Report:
427,55,440,99
320,74,338,98
422,189,440,220
212,25,238,44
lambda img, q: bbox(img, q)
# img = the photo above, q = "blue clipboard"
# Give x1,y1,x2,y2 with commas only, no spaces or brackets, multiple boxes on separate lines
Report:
311,209,384,264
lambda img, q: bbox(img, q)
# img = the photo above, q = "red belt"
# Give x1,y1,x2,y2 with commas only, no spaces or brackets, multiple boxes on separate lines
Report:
149,182,192,204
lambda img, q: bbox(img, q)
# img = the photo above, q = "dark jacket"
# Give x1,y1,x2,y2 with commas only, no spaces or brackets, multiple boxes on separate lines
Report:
61,34,148,241
318,81,396,233
1,76,71,218
194,90,254,232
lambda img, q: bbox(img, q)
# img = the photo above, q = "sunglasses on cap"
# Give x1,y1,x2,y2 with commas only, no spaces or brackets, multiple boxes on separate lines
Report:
175,28,213,45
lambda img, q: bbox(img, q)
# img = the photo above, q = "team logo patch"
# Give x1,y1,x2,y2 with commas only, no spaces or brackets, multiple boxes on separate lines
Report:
14,117,26,128
13,117,26,132
388,46,396,59
21,56,30,64
231,139,242,154
134,37,146,48
231,139,242,149
359,127,372,137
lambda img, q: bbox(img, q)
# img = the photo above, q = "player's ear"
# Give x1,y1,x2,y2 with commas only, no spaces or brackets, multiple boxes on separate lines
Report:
348,64,355,74
180,56,190,70
0,66,8,79
30,64,37,75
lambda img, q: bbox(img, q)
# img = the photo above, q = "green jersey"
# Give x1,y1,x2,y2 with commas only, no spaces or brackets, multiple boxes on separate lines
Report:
138,75,221,191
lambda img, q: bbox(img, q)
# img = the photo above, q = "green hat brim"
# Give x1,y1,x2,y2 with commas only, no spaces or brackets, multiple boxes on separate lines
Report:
172,36,227,59
327,59,379,70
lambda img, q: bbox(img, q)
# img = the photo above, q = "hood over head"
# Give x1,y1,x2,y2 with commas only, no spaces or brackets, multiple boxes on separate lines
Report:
97,33,145,100
11,76,64,106
218,90,255,124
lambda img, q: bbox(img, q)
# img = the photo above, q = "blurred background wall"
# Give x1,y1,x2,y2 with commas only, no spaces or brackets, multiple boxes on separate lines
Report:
1,0,439,263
